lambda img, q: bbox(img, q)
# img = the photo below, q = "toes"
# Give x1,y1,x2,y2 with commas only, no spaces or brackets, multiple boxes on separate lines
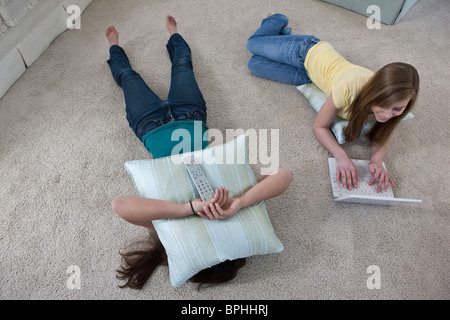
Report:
106,24,116,35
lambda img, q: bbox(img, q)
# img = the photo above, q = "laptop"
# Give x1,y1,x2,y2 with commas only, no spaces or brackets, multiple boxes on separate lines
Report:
328,158,422,205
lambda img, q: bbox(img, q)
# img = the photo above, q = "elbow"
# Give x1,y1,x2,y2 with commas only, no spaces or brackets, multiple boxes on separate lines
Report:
111,196,126,216
112,196,135,223
313,121,321,137
285,169,294,184
313,123,329,142
279,168,294,186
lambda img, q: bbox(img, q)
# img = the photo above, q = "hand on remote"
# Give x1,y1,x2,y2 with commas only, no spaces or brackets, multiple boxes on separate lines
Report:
200,197,242,220
191,188,227,215
192,188,241,220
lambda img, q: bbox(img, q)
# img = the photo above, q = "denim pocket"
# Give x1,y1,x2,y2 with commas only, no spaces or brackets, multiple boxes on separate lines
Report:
298,36,320,65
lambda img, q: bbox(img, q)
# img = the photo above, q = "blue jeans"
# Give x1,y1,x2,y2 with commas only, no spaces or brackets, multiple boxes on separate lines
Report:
107,33,207,141
246,14,320,85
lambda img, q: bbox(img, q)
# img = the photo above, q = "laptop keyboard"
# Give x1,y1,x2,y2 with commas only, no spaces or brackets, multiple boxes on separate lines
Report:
331,176,394,198
328,158,394,198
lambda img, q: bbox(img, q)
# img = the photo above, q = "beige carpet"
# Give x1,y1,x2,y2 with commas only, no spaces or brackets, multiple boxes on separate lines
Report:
1,0,449,300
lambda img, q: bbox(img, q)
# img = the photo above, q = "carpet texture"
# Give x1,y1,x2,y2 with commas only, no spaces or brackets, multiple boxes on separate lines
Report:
0,0,449,299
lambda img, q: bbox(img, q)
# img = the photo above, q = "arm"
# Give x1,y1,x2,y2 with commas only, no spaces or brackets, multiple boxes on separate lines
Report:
200,168,293,220
368,136,396,192
313,93,359,189
371,135,390,164
111,196,192,228
112,170,293,225
238,169,293,208
111,188,229,228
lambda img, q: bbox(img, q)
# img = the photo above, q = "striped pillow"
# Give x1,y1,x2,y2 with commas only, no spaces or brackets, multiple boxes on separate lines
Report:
124,135,284,287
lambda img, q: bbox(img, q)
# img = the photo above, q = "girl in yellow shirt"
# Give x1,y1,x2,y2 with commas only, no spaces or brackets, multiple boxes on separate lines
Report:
247,13,419,192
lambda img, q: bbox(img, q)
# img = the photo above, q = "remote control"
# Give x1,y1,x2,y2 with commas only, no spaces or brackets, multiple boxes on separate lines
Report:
182,155,215,201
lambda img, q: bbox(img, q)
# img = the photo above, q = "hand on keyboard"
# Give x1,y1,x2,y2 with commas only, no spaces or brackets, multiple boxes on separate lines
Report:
336,157,360,190
368,161,396,192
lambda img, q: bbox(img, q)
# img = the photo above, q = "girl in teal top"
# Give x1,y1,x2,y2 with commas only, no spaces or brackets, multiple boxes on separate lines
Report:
107,16,293,289
107,17,208,159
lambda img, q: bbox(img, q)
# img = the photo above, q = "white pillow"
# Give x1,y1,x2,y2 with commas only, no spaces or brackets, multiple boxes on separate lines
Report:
297,83,414,144
124,135,284,287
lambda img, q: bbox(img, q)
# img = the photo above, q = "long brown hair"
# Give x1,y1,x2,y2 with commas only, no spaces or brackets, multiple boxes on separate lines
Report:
116,233,246,290
343,62,419,143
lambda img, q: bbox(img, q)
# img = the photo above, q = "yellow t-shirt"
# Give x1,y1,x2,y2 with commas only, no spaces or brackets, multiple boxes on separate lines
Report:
304,41,374,119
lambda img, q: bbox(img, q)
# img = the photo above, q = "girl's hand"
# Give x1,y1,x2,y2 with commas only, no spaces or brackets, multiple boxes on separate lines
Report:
190,187,230,217
199,197,243,220
209,187,229,207
368,161,396,192
336,157,359,190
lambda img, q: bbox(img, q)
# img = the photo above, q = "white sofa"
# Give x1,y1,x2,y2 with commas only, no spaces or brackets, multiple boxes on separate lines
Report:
319,0,418,25
0,0,93,99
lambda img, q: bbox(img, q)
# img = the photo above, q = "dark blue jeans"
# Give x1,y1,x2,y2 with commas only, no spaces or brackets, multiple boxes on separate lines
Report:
107,33,207,141
246,13,320,85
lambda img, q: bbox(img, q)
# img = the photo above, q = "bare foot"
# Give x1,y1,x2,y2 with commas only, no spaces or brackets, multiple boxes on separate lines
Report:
166,15,178,35
106,24,119,46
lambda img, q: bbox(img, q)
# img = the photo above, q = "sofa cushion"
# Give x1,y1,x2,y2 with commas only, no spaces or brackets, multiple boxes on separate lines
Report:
319,0,418,25
0,48,26,98
17,4,67,66
0,0,41,27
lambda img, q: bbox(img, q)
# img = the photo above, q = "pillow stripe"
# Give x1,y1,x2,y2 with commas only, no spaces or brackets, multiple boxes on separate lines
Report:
235,209,255,256
186,218,214,267
249,205,269,253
